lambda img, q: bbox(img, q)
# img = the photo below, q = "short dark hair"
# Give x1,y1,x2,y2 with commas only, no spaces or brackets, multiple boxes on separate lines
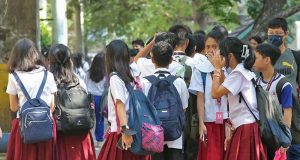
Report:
155,32,177,49
7,38,46,73
206,30,224,43
267,17,288,32
256,43,281,65
152,41,173,67
169,24,191,46
194,30,206,36
211,25,228,41
249,36,263,44
194,33,205,53
132,39,145,47
185,34,196,57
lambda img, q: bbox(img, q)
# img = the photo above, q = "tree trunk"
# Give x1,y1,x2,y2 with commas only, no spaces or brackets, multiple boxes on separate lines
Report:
0,0,38,132
73,0,83,54
242,0,300,42
52,0,68,45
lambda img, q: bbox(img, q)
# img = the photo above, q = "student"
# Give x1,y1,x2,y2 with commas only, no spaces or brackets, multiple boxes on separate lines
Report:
211,37,267,160
253,43,292,159
189,31,229,160
6,38,57,160
72,53,86,80
48,44,96,160
134,32,183,78
129,48,140,77
249,36,262,49
132,39,145,52
140,41,189,160
98,40,150,160
84,53,107,145
267,17,299,96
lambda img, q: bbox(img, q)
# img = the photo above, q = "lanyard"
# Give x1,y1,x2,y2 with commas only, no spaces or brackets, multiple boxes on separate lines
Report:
264,72,277,91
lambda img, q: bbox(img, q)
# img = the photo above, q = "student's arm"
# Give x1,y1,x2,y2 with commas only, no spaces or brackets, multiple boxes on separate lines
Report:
283,108,292,128
197,92,206,139
50,94,55,113
134,35,156,63
9,95,19,112
116,100,133,150
281,83,293,128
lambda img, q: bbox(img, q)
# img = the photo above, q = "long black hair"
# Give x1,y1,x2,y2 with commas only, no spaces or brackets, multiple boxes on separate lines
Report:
48,44,78,84
89,53,105,83
106,40,133,83
220,37,255,71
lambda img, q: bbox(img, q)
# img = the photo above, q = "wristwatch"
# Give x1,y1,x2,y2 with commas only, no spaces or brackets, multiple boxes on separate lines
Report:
121,125,129,133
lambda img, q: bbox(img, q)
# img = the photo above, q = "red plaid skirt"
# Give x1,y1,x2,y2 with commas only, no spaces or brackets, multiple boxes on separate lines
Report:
97,132,151,160
225,122,267,160
197,122,225,160
6,118,56,160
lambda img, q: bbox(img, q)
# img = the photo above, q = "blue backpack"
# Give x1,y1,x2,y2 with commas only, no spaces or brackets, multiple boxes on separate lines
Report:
13,71,54,144
145,73,185,141
123,81,163,155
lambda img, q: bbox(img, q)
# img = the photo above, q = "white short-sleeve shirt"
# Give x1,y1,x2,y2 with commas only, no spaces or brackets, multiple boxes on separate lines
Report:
222,64,259,128
136,57,183,78
107,74,130,133
6,66,57,116
84,73,106,96
140,68,189,149
189,68,228,122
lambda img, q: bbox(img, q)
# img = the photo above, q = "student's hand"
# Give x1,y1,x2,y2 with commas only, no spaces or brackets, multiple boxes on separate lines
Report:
0,127,2,139
224,136,231,151
212,51,225,70
199,123,207,141
279,146,289,153
122,134,133,150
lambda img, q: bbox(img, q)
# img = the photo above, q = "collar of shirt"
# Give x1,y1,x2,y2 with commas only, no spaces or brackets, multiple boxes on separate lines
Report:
154,68,171,75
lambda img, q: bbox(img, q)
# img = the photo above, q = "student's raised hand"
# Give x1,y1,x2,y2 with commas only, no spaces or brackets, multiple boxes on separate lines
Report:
122,134,133,150
212,50,225,69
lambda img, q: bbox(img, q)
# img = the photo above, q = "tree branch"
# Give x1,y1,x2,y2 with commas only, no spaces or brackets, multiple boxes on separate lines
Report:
274,4,300,18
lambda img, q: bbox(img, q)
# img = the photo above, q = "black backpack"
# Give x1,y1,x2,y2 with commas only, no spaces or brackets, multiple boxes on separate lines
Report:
54,80,95,134
276,77,300,144
145,72,185,141
239,78,292,150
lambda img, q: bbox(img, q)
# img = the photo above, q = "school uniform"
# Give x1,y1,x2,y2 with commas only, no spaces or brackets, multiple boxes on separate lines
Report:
257,73,293,159
56,75,96,160
98,74,150,160
189,66,228,160
6,66,57,160
84,73,106,142
130,62,141,77
140,68,189,160
136,57,183,78
222,64,267,160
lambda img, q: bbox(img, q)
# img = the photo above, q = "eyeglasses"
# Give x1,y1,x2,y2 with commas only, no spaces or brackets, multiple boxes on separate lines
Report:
267,32,285,35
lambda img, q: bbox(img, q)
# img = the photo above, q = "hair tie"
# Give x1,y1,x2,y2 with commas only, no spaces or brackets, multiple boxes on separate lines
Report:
241,45,249,59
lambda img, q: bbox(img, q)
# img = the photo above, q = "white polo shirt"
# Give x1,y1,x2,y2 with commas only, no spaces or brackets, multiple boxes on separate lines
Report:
222,64,259,129
136,57,183,78
140,68,189,149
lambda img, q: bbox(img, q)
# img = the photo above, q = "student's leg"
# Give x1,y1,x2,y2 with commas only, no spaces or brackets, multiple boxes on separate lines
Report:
151,145,168,160
288,144,300,159
94,95,102,141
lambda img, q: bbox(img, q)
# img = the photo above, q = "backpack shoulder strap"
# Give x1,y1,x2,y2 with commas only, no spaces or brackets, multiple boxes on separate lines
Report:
292,50,300,83
12,72,31,100
276,77,289,104
36,70,48,99
165,75,178,84
144,75,159,84
200,71,207,92
239,92,259,122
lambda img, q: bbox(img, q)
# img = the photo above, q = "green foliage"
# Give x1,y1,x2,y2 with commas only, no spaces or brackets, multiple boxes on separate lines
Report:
40,22,52,49
246,0,263,19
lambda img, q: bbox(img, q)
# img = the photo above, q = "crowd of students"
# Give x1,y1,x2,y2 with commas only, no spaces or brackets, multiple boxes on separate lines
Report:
4,17,300,160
